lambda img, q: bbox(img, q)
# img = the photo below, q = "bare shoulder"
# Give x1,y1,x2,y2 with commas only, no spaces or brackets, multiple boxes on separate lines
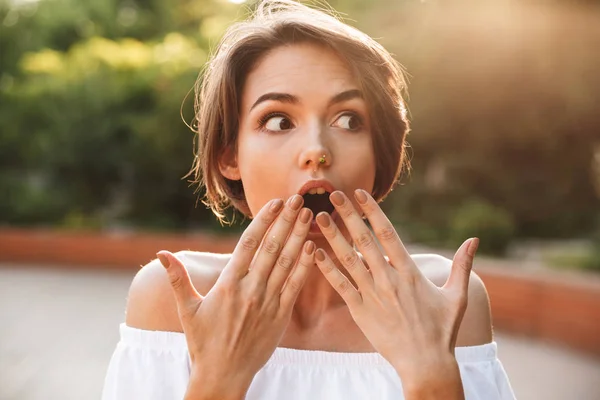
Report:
412,253,494,347
125,251,230,332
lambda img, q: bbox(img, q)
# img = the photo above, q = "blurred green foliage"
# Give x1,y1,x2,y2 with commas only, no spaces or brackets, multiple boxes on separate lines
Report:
0,0,242,232
588,226,600,271
545,221,600,271
1,0,599,259
448,199,516,256
373,0,600,257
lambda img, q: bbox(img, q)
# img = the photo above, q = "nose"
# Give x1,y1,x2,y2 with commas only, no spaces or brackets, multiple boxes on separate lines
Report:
303,149,331,169
299,134,332,172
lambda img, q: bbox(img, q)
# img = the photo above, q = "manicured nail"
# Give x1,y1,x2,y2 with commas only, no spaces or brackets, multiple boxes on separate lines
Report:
299,208,312,224
330,191,345,207
316,212,331,228
288,194,303,211
304,241,315,254
315,248,326,261
270,199,284,213
467,238,480,257
157,252,170,269
354,189,368,205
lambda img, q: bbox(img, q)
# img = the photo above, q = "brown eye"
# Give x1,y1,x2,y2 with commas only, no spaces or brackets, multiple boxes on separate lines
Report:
333,113,362,131
264,116,293,131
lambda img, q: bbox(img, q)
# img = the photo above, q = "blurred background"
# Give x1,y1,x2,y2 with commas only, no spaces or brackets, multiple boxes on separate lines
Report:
1,0,599,399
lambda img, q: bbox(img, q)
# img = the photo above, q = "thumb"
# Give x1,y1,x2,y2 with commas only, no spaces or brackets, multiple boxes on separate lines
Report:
157,251,203,312
444,237,479,295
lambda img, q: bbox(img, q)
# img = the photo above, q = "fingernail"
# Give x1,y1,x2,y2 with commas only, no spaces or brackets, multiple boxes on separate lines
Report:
316,212,331,228
330,191,345,207
304,241,315,254
299,208,312,224
270,199,284,213
467,238,480,257
315,248,326,261
157,252,170,269
288,194,303,211
354,189,368,205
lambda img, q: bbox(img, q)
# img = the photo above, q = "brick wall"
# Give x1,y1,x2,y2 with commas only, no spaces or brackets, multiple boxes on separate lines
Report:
0,228,239,269
477,268,600,357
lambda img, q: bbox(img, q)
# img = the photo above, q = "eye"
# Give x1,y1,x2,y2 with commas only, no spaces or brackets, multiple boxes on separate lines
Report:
258,113,294,132
332,113,363,131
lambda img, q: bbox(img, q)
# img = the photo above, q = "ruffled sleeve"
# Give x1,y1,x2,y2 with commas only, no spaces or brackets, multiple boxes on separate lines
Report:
102,324,515,400
455,343,515,400
101,324,191,400
246,342,515,400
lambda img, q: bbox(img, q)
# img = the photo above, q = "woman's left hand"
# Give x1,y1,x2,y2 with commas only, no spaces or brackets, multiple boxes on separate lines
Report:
314,189,479,381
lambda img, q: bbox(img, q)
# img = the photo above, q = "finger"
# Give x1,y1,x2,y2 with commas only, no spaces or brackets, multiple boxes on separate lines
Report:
316,211,373,290
329,191,389,281
279,241,315,310
266,207,313,295
314,248,362,308
157,251,203,313
221,198,285,281
444,237,479,295
353,189,416,274
248,194,304,282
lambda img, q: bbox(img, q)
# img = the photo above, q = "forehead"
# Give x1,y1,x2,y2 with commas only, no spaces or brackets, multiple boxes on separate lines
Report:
241,43,358,107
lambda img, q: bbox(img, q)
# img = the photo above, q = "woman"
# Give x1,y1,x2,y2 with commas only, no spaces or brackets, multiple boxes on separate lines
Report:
102,1,515,399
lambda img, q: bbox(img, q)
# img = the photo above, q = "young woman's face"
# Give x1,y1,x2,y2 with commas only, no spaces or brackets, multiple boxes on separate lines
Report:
230,42,376,237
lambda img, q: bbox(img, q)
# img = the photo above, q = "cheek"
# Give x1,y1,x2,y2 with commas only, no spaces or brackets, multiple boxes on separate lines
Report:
337,137,376,189
237,137,288,215
241,136,289,178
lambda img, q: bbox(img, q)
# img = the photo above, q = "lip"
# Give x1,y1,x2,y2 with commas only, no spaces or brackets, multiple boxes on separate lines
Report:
297,179,336,196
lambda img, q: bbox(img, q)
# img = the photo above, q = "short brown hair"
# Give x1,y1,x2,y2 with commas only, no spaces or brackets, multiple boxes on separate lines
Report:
187,0,410,225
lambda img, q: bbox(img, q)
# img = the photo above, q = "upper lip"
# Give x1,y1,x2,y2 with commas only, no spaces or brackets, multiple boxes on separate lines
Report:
297,179,336,196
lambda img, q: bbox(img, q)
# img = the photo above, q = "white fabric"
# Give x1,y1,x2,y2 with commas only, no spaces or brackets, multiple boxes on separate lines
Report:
102,323,515,399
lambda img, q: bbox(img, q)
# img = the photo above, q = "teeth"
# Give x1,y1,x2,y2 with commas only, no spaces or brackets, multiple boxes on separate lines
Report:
307,187,327,195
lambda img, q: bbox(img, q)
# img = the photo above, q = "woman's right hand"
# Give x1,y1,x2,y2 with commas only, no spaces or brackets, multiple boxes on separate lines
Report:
156,195,314,399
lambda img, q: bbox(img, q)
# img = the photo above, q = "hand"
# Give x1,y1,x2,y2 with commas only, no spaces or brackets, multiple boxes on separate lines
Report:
314,190,479,382
156,195,315,399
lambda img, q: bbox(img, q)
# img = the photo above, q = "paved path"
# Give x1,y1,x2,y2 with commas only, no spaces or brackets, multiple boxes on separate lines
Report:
1,264,599,400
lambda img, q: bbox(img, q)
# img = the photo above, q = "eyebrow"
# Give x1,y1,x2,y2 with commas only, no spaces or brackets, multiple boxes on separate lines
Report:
249,89,363,111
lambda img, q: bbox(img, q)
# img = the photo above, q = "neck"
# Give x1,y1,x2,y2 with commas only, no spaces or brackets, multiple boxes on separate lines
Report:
291,233,355,330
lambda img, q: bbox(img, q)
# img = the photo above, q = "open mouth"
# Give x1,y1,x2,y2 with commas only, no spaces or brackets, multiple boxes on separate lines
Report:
302,191,335,221
303,191,337,234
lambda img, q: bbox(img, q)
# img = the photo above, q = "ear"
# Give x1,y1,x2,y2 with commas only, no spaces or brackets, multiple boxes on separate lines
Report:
219,147,241,181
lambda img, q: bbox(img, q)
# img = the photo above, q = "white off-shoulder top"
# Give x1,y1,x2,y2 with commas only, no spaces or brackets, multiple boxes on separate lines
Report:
101,253,516,400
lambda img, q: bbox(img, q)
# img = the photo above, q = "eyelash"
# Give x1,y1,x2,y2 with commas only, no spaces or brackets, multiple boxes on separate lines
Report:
257,112,287,131
337,112,364,131
256,111,364,132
